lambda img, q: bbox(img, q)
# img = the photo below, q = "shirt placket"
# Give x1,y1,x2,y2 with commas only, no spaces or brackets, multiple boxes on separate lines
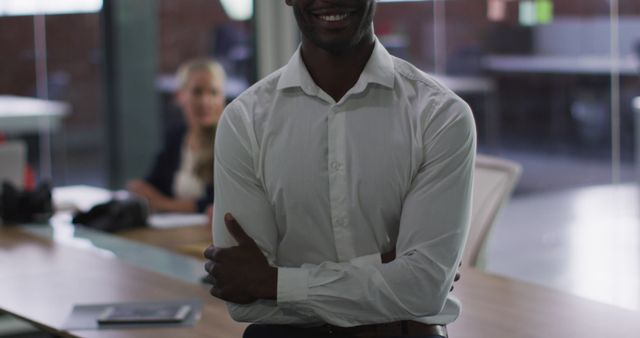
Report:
327,103,356,261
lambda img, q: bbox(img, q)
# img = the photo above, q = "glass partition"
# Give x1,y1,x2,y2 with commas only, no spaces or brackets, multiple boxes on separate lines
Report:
0,0,255,330
376,0,640,310
0,0,256,189
0,6,107,187
156,0,255,126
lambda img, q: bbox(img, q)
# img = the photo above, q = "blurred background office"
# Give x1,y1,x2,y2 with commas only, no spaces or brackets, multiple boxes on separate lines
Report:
0,0,639,330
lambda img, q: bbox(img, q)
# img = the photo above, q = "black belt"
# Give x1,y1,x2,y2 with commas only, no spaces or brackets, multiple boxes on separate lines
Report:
311,321,448,338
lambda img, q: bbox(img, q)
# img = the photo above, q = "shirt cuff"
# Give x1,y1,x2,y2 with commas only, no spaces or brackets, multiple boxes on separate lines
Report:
277,267,309,304
349,252,382,268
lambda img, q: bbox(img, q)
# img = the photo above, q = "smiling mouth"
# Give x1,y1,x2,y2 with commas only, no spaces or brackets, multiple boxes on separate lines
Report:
312,8,356,23
317,12,351,22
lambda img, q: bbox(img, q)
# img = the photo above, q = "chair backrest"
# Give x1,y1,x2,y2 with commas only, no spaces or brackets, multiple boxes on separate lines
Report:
464,154,522,267
0,141,26,189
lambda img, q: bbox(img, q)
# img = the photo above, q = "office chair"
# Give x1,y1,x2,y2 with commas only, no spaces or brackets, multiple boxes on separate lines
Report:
464,154,522,268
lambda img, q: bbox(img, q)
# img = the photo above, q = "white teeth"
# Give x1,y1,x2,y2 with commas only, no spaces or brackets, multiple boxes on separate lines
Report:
319,13,349,22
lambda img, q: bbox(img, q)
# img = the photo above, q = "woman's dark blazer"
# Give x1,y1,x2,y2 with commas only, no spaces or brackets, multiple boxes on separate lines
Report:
145,123,213,212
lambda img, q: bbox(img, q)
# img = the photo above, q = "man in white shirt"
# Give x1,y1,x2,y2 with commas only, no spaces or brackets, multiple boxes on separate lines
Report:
204,0,476,337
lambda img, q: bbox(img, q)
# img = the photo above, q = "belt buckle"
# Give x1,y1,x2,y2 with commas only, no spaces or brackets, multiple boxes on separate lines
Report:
323,323,336,335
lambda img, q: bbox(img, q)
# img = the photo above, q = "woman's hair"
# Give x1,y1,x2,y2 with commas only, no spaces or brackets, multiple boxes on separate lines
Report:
175,58,225,185
175,58,226,91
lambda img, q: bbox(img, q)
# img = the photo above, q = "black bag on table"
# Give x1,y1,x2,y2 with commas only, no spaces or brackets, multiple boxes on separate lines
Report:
0,181,52,224
72,198,148,233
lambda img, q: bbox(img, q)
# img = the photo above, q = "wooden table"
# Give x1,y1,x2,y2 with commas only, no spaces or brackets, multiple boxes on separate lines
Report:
117,224,211,260
1,225,639,338
0,227,246,338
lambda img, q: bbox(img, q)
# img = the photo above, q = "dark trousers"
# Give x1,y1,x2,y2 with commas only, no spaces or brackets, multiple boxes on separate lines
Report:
243,324,446,338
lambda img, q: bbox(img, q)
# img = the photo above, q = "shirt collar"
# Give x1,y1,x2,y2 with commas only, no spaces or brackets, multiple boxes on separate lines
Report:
276,38,395,93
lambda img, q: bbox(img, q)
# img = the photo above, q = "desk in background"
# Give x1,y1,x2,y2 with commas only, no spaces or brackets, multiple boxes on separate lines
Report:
482,54,639,150
51,185,212,260
483,55,639,76
0,95,71,180
1,224,639,338
0,95,70,134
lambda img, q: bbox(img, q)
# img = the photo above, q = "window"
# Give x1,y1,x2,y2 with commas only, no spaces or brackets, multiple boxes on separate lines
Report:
375,0,640,310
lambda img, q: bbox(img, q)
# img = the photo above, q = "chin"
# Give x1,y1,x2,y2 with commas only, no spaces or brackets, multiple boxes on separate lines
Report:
309,25,374,55
317,38,358,54
315,34,370,55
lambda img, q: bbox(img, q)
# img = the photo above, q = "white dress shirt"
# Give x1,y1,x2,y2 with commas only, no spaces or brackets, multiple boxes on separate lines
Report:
213,39,476,327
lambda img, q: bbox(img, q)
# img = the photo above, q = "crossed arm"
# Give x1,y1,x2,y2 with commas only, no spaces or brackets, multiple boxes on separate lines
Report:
203,215,459,304
203,213,277,304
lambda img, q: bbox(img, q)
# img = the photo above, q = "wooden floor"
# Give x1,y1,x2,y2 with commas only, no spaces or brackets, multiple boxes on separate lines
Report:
487,183,640,310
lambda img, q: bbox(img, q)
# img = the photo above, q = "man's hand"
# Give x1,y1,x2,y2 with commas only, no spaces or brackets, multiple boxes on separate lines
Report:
203,213,277,304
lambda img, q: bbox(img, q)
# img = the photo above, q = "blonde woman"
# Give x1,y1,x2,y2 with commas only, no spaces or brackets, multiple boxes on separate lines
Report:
128,59,225,213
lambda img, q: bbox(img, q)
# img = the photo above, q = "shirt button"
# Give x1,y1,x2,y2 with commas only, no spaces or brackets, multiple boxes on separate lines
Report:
331,161,342,170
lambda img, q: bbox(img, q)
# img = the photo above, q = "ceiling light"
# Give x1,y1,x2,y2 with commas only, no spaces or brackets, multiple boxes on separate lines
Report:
220,0,253,21
0,0,102,16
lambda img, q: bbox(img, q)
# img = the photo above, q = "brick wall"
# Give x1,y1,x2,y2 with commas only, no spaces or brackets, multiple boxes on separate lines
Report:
1,0,638,128
0,16,37,97
157,0,233,73
0,1,237,131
